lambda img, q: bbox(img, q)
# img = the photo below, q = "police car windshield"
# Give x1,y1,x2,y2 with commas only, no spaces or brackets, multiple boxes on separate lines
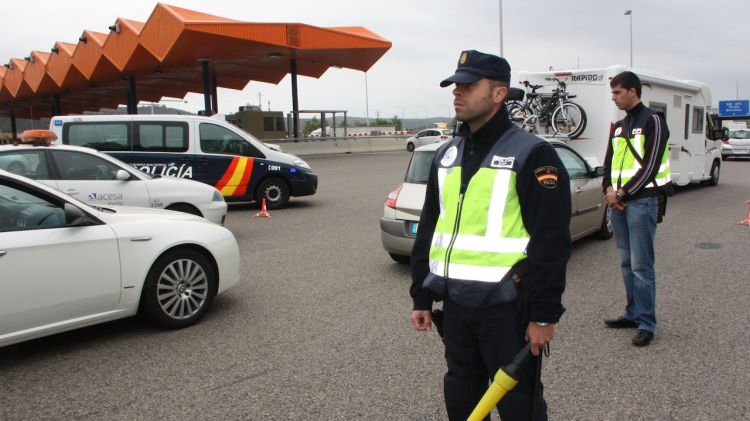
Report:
405,151,435,184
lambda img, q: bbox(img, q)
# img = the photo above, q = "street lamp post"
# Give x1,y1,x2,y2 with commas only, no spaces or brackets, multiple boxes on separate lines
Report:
498,0,504,56
417,105,428,128
624,10,633,67
364,72,370,127
394,106,406,130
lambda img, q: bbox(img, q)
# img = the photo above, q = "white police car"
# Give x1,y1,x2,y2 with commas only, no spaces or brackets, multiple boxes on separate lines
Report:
0,168,240,347
0,131,227,224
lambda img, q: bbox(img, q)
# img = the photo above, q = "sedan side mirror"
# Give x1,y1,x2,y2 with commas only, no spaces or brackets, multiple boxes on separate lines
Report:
592,166,605,177
116,169,131,181
64,203,94,226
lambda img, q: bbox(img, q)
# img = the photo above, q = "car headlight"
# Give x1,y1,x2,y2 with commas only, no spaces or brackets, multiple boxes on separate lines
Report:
293,158,311,170
212,189,225,202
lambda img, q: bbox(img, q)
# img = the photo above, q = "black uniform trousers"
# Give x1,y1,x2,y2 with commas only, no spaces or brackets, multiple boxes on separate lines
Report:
442,298,547,421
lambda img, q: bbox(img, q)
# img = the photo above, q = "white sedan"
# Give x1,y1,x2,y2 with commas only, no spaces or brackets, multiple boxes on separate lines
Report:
0,169,240,347
405,128,452,152
0,143,227,224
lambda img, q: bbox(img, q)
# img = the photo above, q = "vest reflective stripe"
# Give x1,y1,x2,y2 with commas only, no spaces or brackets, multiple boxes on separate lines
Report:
610,134,671,187
430,164,529,283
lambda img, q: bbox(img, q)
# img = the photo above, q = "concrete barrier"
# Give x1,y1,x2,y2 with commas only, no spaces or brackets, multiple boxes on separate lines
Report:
269,136,409,156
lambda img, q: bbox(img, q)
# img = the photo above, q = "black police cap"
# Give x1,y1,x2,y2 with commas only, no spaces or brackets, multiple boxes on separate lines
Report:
440,50,511,87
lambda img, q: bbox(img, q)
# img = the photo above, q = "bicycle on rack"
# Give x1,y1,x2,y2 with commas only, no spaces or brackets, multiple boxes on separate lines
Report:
506,78,587,139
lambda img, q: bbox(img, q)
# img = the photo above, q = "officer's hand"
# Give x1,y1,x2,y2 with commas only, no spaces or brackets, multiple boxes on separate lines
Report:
411,310,432,331
526,323,555,356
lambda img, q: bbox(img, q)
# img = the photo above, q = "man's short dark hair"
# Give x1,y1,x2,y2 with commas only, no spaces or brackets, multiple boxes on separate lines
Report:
610,71,641,97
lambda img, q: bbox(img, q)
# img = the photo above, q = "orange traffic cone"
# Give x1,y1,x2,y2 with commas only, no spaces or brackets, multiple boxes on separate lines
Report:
738,200,750,226
253,198,272,218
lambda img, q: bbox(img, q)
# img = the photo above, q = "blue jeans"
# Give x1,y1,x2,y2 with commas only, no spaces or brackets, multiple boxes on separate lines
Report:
609,196,658,332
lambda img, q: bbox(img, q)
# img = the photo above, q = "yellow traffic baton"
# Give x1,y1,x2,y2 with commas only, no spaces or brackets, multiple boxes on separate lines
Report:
466,342,532,421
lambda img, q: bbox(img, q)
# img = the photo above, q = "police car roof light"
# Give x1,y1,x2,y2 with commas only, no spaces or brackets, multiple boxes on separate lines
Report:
19,129,57,146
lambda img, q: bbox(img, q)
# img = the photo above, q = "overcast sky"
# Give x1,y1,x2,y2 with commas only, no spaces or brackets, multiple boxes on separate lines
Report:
2,0,749,119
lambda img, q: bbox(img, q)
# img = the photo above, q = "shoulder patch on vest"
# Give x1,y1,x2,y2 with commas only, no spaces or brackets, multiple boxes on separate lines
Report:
440,146,458,166
534,166,559,189
614,127,622,137
632,128,642,135
490,155,514,169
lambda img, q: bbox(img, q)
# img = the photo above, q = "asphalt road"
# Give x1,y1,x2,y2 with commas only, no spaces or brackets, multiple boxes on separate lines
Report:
1,152,749,420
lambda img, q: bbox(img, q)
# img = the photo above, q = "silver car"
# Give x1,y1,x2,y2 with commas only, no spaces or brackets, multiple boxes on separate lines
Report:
405,129,452,152
380,140,612,263
722,129,750,160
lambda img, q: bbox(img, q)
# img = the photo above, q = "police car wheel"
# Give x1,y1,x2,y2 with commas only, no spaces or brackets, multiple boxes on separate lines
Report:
407,142,415,152
140,248,216,329
257,178,289,210
166,203,202,217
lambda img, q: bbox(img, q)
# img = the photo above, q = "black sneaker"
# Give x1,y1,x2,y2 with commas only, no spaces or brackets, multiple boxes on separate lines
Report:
632,329,654,347
604,317,638,329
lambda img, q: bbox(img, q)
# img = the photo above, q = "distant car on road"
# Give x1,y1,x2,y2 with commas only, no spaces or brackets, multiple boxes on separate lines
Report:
0,141,227,225
405,128,452,152
380,140,612,263
722,129,750,160
0,169,240,347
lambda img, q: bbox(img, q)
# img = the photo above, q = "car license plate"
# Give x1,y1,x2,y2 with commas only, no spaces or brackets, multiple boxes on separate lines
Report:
734,148,748,154
409,222,419,235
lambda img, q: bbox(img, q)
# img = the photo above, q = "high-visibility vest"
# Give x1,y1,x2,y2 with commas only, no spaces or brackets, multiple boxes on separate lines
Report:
610,114,671,188
428,127,539,284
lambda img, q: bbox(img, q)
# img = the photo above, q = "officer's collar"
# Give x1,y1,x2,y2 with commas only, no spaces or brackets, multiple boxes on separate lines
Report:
457,105,512,143
625,102,645,117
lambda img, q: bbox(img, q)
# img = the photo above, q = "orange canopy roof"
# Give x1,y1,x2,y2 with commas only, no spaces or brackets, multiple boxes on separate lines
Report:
0,3,391,118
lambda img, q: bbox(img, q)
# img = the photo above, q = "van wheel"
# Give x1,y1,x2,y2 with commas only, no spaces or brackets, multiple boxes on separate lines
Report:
257,178,290,209
140,248,216,329
702,160,720,186
597,211,613,240
166,203,203,217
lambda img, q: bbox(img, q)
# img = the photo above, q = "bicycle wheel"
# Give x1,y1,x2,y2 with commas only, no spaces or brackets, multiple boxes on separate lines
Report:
507,101,528,127
551,102,587,139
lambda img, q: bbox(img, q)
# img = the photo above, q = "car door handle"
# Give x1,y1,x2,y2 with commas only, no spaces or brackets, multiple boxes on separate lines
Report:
130,236,152,242
0,250,6,258
66,189,79,196
574,187,583,193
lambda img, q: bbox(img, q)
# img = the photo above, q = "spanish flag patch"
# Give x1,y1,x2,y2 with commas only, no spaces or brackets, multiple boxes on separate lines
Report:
534,166,559,189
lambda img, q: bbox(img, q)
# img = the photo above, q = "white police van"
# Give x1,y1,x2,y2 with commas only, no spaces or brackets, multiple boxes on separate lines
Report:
49,114,317,209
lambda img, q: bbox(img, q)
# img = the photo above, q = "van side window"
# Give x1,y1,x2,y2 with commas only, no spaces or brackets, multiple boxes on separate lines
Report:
134,122,189,152
199,123,264,158
64,123,130,151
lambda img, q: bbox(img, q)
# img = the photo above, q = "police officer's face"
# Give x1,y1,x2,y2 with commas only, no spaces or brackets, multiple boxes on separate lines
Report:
611,85,639,111
452,79,507,128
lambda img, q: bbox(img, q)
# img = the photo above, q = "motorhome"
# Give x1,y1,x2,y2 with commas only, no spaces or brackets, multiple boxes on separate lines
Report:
515,65,723,186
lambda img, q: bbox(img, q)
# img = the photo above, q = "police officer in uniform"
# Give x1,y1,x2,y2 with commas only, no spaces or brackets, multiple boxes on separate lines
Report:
410,50,571,421
603,71,672,347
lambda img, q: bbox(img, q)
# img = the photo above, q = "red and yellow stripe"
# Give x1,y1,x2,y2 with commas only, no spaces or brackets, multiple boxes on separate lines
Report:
215,157,254,196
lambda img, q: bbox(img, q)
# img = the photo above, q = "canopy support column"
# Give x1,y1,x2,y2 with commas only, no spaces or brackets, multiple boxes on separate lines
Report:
127,76,137,114
291,58,299,140
53,94,61,116
10,114,17,139
201,60,212,115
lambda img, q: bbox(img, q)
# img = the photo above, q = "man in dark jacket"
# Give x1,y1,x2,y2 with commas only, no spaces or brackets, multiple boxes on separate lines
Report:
602,71,672,347
409,50,571,421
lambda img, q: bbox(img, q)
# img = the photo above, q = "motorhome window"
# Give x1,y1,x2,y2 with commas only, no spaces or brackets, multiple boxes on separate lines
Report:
133,122,188,152
50,150,122,181
199,123,263,158
684,104,690,140
0,150,49,179
64,123,129,151
554,147,587,179
691,107,704,133
649,102,667,122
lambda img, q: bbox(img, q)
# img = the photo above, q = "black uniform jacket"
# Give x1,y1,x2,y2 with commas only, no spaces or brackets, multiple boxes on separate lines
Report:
410,106,571,323
602,102,672,200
